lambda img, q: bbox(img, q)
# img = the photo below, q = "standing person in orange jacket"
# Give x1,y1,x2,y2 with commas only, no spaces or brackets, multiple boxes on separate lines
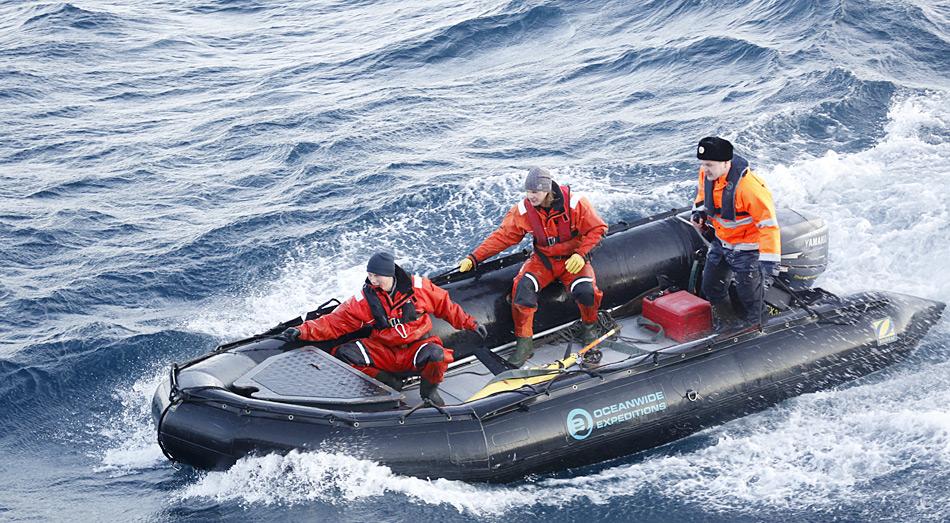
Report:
457,167,608,367
280,252,488,406
690,137,781,329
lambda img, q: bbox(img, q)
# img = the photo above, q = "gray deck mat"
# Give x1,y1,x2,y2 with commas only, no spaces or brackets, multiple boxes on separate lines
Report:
234,347,403,405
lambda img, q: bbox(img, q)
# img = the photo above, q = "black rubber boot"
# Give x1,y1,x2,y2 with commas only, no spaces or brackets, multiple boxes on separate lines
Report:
373,371,404,391
711,301,741,333
580,322,599,346
507,337,534,367
419,379,445,406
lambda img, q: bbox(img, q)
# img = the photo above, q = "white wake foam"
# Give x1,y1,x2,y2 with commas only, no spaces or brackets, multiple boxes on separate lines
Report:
178,450,539,516
94,369,168,474
765,91,950,304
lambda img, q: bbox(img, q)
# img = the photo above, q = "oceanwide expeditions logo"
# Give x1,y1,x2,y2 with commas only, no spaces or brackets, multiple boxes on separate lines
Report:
872,317,897,344
566,390,667,441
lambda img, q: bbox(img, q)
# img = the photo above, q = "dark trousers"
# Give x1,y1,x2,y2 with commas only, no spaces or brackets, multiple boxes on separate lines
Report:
701,242,764,325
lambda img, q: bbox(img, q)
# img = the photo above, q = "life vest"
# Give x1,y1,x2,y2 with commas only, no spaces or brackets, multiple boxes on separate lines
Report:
523,184,576,247
362,265,418,338
703,155,751,221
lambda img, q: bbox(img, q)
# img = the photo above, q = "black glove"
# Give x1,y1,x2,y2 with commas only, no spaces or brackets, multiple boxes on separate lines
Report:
690,210,706,226
278,327,300,343
473,323,488,340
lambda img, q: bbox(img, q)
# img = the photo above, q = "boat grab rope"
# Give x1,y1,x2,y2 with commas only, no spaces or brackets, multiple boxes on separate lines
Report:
157,363,187,464
156,401,178,464
399,399,453,424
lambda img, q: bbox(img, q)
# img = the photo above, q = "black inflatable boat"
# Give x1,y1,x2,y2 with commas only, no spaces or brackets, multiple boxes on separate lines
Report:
152,208,945,482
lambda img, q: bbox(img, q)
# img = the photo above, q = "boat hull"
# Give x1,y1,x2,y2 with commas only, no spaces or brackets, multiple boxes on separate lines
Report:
155,290,944,481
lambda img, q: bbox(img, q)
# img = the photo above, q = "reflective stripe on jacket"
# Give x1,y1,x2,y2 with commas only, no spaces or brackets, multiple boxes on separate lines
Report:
693,154,781,262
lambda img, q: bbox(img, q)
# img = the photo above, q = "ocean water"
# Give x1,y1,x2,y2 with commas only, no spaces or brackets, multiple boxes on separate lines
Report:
1,0,948,521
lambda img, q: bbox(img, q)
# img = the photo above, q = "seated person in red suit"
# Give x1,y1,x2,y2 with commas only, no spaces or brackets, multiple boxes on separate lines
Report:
281,252,487,406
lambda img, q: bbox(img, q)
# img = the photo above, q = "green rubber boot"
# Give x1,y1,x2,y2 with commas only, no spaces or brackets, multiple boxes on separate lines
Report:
580,322,599,346
374,370,404,391
507,337,534,367
419,379,445,407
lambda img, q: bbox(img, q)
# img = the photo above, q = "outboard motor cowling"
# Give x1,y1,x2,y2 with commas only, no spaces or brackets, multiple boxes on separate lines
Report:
777,208,828,289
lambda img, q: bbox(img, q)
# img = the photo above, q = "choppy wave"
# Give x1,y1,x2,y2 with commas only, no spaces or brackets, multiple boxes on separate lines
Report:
347,4,565,72
21,3,122,31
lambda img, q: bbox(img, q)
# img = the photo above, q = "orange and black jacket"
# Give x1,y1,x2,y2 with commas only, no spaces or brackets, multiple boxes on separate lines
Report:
469,183,608,264
297,265,477,347
692,154,781,263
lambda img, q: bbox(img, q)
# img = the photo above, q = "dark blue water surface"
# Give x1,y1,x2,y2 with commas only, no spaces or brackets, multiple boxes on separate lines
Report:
1,1,948,521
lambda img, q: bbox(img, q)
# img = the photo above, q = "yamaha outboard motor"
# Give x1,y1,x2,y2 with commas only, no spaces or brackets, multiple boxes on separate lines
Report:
776,208,828,289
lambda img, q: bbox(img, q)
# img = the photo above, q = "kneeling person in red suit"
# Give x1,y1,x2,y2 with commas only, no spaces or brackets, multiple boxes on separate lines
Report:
281,252,487,406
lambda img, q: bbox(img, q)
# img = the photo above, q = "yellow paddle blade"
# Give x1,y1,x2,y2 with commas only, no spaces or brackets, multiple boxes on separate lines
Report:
466,355,578,402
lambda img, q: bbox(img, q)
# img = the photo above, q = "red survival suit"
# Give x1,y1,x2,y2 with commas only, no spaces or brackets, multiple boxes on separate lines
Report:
297,265,477,384
468,183,608,338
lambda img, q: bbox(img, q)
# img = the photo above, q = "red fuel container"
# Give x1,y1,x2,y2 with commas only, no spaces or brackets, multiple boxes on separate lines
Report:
642,290,713,342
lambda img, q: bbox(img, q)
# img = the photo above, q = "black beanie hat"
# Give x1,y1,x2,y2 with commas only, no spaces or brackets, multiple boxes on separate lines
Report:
366,252,395,277
696,136,734,161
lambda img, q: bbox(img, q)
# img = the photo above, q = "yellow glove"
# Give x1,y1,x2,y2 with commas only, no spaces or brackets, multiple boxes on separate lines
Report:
459,257,474,273
565,253,586,274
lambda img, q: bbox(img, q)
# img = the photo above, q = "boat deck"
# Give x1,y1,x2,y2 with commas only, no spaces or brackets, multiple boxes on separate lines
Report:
227,312,693,409
411,314,682,406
